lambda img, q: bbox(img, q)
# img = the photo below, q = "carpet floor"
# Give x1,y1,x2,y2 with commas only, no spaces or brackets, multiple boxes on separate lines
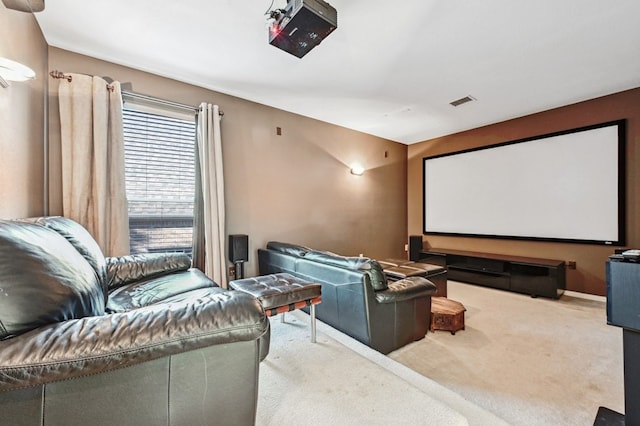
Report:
257,281,624,425
257,309,505,425
389,281,625,426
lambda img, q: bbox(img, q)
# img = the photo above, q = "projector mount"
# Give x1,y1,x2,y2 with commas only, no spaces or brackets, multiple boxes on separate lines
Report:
267,7,287,22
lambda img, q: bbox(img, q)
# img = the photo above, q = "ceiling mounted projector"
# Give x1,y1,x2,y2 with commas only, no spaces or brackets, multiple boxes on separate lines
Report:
268,0,337,58
1,0,44,12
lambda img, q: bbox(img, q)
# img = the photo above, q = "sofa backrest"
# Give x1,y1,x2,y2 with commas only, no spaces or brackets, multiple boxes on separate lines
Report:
265,241,311,258
262,241,388,291
0,220,106,339
25,216,108,287
298,250,388,291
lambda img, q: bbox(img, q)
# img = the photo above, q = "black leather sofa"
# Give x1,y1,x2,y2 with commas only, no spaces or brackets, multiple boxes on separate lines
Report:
258,242,437,354
0,216,270,426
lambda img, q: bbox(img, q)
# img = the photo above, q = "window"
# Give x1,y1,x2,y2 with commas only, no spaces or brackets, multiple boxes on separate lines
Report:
122,100,197,255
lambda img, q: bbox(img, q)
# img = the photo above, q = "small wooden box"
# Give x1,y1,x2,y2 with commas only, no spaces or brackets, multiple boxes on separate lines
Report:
430,297,466,335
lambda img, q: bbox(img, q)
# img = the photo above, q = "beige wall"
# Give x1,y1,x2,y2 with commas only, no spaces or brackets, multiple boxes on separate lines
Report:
408,88,640,295
47,48,409,277
8,12,635,293
0,5,47,218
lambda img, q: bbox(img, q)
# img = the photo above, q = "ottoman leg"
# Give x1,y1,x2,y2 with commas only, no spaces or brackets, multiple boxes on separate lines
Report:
311,304,317,343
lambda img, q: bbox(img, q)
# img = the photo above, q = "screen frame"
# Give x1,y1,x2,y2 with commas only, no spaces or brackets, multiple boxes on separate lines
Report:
422,119,627,246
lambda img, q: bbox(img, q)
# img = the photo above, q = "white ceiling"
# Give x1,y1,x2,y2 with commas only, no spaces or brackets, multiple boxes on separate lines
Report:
34,0,640,144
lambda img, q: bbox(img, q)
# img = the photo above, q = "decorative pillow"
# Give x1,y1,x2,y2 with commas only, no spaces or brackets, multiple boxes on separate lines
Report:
266,241,311,258
0,221,105,339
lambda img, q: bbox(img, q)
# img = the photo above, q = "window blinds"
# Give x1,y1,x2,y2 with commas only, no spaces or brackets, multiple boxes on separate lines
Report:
122,107,196,254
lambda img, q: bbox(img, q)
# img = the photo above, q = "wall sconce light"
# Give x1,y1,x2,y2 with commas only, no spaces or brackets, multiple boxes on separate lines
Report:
350,163,365,176
0,57,36,88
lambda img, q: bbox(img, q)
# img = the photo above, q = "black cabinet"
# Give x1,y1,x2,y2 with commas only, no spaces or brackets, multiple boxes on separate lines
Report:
418,251,446,267
603,259,640,424
510,262,563,297
420,249,566,299
607,260,640,332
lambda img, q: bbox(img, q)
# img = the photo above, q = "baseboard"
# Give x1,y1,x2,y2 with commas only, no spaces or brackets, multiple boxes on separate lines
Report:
564,290,606,303
451,279,606,303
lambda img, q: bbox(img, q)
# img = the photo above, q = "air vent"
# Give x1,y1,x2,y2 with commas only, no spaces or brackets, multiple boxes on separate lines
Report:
450,95,476,107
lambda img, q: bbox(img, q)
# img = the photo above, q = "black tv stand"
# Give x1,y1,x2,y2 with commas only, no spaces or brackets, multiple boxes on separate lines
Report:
420,249,566,299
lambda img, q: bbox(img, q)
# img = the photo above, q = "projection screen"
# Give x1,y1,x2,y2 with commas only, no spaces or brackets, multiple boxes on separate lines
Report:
423,120,626,245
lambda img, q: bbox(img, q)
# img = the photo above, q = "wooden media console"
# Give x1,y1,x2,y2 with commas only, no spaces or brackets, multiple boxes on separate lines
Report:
419,249,566,299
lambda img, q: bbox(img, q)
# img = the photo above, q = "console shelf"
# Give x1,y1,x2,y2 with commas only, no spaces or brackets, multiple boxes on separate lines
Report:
420,248,566,299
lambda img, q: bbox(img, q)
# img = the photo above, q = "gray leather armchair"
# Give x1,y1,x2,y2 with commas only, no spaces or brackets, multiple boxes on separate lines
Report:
0,217,269,426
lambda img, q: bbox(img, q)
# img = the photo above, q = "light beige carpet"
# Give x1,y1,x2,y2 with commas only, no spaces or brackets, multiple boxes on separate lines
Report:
389,281,625,426
257,310,506,425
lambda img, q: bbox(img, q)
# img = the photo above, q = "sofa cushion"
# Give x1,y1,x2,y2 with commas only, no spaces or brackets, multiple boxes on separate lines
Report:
106,268,218,312
0,221,105,339
266,241,310,258
25,216,108,290
106,253,192,290
304,250,388,291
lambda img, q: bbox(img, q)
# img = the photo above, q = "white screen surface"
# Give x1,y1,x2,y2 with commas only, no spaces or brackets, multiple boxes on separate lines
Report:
423,122,624,244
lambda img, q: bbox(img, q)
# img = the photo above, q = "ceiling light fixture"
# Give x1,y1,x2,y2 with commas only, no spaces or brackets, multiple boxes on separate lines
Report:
0,57,36,88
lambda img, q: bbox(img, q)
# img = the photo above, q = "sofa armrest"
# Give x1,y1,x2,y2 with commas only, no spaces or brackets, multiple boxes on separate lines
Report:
374,276,437,304
106,252,192,290
0,290,268,392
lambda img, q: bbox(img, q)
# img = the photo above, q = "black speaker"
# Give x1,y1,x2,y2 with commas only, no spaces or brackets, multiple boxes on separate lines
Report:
409,235,423,261
229,234,249,263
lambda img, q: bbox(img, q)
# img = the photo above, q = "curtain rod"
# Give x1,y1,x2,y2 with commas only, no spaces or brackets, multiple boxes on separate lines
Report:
122,90,198,114
49,70,224,116
122,91,224,117
50,70,114,92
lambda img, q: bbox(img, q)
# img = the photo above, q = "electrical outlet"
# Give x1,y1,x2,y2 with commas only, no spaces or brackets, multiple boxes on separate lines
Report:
229,265,236,278
566,260,577,270
404,244,409,252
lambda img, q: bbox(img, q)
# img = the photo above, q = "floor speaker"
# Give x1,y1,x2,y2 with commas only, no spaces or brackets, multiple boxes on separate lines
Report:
409,235,423,261
229,234,249,263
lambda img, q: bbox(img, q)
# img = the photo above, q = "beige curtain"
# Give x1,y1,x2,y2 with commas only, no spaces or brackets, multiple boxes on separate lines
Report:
193,103,227,287
58,74,129,256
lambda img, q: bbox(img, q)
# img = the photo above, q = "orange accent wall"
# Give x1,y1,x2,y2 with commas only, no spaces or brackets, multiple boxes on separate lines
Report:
408,88,640,295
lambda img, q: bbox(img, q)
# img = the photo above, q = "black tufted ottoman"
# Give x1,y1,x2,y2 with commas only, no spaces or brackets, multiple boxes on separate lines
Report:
229,273,322,342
